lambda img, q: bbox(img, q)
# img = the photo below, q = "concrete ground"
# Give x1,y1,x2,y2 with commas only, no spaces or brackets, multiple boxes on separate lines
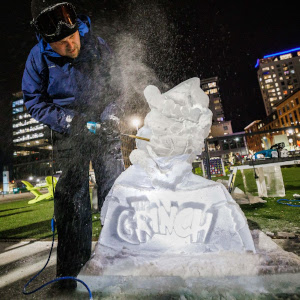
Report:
0,240,97,300
0,191,47,203
1,238,300,300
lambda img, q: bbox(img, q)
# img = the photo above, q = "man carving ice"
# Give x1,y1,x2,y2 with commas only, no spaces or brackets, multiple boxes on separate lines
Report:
22,0,124,289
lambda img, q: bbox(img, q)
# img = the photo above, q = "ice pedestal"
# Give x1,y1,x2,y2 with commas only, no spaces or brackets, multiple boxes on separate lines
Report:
79,165,258,280
257,165,285,197
241,166,285,198
99,165,255,254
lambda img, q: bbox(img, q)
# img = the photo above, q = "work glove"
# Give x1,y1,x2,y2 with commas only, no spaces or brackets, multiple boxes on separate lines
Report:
86,121,101,134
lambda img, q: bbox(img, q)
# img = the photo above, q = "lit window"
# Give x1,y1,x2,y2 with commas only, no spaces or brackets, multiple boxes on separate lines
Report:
262,67,270,71
283,90,288,95
279,96,282,100
208,82,216,88
12,99,24,108
275,83,279,87
265,79,273,83
12,107,24,114
280,53,292,60
210,88,218,94
288,85,293,89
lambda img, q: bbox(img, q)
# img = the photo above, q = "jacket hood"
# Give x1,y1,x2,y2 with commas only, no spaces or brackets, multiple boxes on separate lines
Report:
37,15,91,57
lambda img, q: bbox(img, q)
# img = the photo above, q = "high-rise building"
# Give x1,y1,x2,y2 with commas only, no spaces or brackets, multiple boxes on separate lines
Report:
200,77,225,123
12,92,52,179
256,46,300,116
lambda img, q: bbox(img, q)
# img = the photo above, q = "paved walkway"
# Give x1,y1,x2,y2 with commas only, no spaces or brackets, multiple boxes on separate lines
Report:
0,192,41,203
0,238,299,299
0,241,97,300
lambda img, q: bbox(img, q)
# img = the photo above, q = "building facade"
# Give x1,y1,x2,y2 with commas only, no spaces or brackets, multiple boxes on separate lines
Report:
256,47,300,116
209,120,233,137
200,77,225,123
12,92,52,179
244,90,300,153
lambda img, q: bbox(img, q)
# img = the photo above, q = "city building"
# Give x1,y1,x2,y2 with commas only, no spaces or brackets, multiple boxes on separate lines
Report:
11,92,52,179
209,120,233,137
206,132,248,161
244,89,300,152
256,46,300,116
200,77,225,123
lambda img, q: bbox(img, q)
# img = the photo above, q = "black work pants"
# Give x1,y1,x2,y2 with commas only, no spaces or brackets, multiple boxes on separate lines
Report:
53,130,123,277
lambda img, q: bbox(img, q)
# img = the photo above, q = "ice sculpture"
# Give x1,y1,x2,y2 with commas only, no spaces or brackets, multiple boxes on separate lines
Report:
78,77,291,284
98,78,255,254
79,78,300,294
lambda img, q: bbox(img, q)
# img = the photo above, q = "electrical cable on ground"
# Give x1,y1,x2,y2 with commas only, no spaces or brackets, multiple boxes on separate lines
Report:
277,198,300,207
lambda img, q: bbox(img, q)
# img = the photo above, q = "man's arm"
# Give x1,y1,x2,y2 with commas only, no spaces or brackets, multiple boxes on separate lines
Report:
22,50,75,133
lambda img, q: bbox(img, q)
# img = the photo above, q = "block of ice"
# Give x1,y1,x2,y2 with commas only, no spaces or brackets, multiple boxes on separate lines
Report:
83,78,259,282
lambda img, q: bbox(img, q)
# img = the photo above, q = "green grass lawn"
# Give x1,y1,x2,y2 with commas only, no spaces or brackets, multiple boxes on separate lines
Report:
0,198,101,240
239,166,300,234
0,166,299,240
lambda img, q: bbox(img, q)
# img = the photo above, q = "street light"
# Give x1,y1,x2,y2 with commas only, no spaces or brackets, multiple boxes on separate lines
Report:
132,118,141,132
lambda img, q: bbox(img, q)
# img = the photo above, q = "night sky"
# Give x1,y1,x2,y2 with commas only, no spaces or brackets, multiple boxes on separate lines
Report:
1,0,299,165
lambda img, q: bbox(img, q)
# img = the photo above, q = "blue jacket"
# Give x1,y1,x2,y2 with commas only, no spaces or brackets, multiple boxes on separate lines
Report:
22,15,112,133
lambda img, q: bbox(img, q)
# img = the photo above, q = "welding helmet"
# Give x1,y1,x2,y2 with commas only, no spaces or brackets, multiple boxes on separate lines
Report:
31,1,78,43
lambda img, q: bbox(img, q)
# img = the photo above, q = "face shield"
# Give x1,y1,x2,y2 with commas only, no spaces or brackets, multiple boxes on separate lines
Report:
31,2,78,43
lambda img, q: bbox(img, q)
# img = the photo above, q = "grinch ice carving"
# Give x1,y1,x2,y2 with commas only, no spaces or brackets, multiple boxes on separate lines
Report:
130,77,212,189
98,77,255,253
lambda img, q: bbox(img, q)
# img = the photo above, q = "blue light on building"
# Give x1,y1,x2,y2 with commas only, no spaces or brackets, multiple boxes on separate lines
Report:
263,47,300,59
255,46,300,68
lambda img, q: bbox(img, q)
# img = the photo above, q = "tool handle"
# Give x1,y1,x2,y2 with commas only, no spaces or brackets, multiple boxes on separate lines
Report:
121,133,150,142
